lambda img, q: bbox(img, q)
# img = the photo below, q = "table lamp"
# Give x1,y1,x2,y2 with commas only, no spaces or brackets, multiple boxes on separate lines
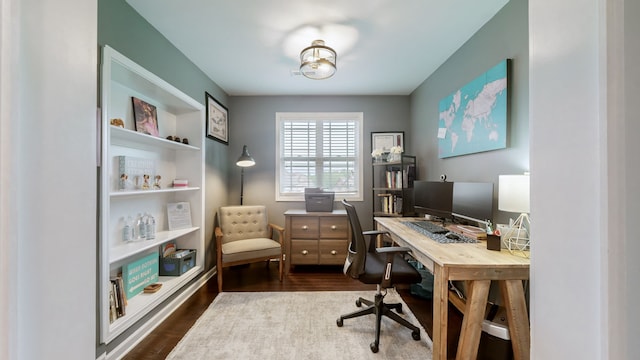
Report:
236,145,255,205
498,173,530,256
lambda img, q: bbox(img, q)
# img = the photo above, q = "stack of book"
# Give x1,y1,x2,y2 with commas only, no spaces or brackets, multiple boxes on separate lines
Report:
108,276,127,323
378,194,403,214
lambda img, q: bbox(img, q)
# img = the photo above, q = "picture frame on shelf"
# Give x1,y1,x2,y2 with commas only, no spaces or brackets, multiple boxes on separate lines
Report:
205,92,228,145
371,131,404,154
132,97,159,137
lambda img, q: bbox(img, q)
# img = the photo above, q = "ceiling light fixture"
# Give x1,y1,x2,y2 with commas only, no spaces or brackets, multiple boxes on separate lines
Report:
299,40,337,80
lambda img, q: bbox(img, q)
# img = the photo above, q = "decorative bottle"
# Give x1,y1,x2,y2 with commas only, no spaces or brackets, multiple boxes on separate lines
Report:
122,216,132,242
145,213,156,240
133,213,146,241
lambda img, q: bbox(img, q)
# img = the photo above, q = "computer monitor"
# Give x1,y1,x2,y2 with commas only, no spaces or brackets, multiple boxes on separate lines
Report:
413,180,453,222
451,182,494,226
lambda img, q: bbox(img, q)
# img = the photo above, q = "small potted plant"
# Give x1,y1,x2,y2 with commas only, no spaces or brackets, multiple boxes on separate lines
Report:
387,146,403,162
371,148,385,163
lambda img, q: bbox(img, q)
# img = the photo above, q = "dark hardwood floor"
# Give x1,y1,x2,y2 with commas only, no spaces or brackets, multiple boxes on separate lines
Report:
123,262,463,359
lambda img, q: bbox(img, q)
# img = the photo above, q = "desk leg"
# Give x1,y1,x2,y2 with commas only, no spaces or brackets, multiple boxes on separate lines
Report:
500,280,530,360
432,265,448,360
456,280,491,360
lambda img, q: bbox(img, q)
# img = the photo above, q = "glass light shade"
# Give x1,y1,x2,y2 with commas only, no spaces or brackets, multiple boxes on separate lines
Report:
498,174,530,213
300,40,336,80
236,145,255,167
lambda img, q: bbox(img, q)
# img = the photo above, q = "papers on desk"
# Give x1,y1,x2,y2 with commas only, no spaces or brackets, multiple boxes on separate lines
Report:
447,224,487,240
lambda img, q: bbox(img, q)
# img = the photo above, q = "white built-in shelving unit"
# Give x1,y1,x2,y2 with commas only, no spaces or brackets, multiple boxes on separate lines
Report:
99,45,205,344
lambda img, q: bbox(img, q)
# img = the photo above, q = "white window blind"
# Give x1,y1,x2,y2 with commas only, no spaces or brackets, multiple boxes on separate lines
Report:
276,112,363,201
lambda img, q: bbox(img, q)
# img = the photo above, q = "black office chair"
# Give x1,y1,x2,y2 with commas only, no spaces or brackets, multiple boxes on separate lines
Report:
336,199,422,353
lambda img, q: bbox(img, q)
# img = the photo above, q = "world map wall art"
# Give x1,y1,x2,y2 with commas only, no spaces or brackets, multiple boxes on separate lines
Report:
438,59,508,158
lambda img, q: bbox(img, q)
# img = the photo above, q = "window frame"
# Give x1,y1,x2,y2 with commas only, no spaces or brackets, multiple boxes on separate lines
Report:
275,112,364,202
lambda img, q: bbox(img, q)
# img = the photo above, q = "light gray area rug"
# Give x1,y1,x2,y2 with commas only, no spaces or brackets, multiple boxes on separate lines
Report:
166,290,432,360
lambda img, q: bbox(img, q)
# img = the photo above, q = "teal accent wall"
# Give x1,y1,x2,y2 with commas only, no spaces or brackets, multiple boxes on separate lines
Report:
410,0,529,225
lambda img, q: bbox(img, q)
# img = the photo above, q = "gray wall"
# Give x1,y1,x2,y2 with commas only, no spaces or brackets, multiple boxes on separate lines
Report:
228,95,410,227
409,0,529,225
98,0,228,271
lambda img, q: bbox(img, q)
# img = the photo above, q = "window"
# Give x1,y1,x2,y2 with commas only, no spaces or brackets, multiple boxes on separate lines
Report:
276,112,363,201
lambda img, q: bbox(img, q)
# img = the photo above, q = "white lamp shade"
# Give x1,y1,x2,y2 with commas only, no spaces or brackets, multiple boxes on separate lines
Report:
498,174,530,213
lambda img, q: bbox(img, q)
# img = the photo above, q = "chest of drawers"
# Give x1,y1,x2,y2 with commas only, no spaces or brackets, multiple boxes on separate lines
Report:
284,209,350,273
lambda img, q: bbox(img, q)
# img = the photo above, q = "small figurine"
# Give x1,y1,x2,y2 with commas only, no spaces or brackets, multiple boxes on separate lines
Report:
119,173,128,190
182,138,189,145
166,135,174,141
110,118,125,128
142,174,150,190
153,175,161,189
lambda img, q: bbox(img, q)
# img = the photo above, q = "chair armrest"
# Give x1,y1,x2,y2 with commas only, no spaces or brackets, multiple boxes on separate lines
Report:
376,246,413,288
363,230,387,236
215,227,224,250
268,223,285,244
375,246,412,255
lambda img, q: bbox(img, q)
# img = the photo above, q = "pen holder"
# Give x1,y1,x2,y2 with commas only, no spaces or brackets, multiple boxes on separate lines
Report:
486,234,501,251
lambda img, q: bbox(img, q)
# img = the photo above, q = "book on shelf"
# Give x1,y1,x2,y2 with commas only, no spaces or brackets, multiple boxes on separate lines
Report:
377,193,403,214
405,164,415,188
108,284,117,323
109,276,128,323
385,168,403,189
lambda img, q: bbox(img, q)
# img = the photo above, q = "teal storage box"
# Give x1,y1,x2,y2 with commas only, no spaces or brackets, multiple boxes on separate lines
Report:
159,249,196,276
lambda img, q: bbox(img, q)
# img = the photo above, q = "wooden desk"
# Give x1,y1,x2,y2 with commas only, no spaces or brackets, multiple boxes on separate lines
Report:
375,217,530,360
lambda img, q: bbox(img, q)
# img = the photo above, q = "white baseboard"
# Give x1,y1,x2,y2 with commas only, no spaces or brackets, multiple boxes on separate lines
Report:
102,267,216,360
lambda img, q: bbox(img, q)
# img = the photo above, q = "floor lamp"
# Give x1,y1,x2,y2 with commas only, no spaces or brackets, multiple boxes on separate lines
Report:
498,173,530,257
236,145,255,205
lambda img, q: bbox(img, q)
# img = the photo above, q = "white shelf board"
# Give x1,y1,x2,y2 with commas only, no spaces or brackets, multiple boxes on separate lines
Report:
110,186,200,198
110,227,199,264
106,265,202,342
110,126,200,152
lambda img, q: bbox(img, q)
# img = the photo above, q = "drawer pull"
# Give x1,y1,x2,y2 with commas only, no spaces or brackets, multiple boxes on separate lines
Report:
331,225,337,230
302,225,308,230
301,250,308,255
331,250,337,255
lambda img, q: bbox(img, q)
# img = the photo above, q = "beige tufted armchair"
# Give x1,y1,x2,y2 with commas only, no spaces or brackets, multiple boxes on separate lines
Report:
215,205,284,292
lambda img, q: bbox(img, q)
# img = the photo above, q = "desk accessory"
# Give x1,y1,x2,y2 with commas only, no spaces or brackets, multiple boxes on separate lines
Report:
486,234,501,251
498,173,530,257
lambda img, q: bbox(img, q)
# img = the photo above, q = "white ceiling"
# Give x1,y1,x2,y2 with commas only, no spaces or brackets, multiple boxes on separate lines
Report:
126,0,509,96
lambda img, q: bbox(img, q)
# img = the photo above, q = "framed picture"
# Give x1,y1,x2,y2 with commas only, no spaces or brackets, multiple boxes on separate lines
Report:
371,131,404,153
205,92,228,144
132,97,159,137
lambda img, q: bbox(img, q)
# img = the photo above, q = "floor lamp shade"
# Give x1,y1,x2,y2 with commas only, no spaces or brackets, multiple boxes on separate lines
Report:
236,145,255,167
236,145,255,205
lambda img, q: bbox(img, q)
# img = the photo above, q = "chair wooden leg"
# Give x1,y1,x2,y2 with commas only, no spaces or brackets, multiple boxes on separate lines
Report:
217,266,223,292
278,256,283,282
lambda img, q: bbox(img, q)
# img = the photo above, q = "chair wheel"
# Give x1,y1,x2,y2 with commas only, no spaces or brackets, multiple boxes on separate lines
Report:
336,318,343,327
370,342,379,353
355,299,362,307
412,330,421,340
